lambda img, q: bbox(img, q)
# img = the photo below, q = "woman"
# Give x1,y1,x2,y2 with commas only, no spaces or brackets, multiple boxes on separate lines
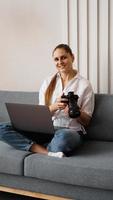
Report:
0,44,94,158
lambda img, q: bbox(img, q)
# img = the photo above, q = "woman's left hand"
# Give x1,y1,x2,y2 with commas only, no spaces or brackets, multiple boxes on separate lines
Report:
63,105,69,114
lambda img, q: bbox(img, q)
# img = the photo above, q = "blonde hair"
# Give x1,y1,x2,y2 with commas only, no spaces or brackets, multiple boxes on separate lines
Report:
45,74,57,106
45,44,73,105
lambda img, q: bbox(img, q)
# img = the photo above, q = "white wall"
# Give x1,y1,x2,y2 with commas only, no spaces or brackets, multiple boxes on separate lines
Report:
0,0,68,91
0,0,113,93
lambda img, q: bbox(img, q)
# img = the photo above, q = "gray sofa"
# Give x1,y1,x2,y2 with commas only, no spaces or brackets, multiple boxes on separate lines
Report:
0,90,113,200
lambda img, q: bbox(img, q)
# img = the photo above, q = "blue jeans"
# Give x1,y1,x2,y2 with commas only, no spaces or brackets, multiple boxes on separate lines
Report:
47,128,83,154
0,122,83,154
0,122,33,151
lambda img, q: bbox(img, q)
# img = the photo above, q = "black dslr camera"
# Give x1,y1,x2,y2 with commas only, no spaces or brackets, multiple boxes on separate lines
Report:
61,91,80,118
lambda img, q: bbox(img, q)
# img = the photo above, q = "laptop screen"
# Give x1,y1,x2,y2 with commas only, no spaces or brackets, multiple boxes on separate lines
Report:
5,103,55,135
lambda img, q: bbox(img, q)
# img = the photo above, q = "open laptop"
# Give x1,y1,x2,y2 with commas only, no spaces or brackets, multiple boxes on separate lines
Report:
5,103,55,135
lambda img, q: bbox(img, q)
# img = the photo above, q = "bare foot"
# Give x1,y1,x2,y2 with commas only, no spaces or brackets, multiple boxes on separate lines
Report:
30,143,48,154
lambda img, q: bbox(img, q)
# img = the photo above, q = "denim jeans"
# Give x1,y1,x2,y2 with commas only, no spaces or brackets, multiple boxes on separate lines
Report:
0,122,33,151
47,128,83,154
0,122,83,154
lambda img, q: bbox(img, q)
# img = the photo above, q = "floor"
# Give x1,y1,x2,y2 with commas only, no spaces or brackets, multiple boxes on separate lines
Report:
0,192,42,200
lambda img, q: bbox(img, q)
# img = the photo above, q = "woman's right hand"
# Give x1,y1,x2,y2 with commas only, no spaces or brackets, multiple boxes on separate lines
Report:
49,97,67,113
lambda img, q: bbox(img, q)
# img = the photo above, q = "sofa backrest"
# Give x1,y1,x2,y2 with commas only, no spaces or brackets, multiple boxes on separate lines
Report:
87,94,113,141
0,91,113,141
0,90,38,122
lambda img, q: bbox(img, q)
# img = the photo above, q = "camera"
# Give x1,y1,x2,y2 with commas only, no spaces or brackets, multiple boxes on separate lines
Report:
61,91,80,118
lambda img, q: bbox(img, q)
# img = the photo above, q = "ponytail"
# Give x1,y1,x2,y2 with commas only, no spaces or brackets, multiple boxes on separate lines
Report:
45,74,57,106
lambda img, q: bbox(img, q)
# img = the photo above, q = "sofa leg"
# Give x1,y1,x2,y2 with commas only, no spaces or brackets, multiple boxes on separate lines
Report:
0,186,71,200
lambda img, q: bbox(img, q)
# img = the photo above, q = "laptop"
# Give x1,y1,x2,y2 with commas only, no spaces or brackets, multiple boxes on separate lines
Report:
5,103,55,135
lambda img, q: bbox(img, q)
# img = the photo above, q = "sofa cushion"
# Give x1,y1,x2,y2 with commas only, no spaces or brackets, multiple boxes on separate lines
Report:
24,141,113,190
0,141,31,175
87,94,113,141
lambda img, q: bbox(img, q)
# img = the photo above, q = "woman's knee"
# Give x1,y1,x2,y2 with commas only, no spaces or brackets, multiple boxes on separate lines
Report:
48,129,82,154
61,130,82,149
55,129,81,143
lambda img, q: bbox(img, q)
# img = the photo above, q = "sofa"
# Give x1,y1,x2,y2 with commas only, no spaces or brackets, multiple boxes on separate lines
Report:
0,90,113,200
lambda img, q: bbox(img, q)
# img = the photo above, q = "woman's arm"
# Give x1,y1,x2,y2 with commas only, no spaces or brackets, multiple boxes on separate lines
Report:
77,111,91,127
63,106,91,127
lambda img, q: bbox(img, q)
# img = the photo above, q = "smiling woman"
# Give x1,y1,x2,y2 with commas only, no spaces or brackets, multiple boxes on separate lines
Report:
38,43,95,156
53,46,75,88
0,44,94,158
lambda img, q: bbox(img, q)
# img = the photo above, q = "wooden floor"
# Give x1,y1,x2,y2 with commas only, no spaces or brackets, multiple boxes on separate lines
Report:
0,186,71,200
0,191,41,200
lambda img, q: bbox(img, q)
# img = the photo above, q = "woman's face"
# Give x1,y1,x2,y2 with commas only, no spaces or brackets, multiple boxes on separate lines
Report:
53,48,74,73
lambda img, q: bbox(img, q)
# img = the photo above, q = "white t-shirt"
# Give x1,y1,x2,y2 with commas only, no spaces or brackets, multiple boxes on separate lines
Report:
39,72,94,134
